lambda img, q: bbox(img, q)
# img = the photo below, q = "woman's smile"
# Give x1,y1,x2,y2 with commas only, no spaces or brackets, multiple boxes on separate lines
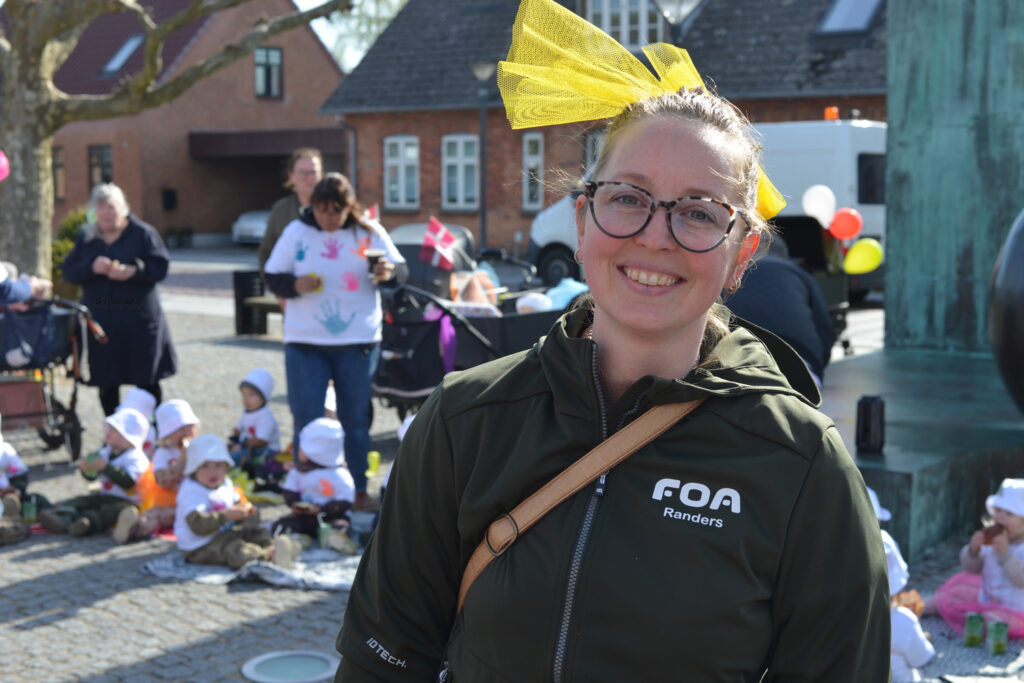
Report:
621,265,681,287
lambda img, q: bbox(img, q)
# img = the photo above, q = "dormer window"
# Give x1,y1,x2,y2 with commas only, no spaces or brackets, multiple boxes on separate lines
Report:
99,34,144,78
586,0,663,50
817,0,883,35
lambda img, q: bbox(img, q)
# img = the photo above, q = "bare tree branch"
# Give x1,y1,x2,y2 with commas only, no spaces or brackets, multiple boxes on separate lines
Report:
52,0,350,128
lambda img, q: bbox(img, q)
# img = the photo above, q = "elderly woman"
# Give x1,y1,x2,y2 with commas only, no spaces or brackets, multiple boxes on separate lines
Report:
336,1,890,680
264,173,407,512
61,183,176,415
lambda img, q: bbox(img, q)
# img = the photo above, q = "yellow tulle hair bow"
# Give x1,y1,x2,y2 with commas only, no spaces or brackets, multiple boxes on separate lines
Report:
496,0,785,221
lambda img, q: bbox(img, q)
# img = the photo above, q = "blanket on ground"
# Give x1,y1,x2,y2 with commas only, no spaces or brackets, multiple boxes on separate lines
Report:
917,614,1024,681
142,548,361,591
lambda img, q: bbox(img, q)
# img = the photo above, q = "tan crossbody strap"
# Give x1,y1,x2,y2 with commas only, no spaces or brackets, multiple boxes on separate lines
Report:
456,399,705,612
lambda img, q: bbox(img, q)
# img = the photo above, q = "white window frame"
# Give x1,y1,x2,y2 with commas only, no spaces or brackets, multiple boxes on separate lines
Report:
522,132,544,211
441,133,479,211
383,135,420,209
586,0,663,50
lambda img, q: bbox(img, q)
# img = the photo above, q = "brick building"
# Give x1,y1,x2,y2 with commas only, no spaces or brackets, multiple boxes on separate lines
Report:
50,0,345,243
321,0,886,271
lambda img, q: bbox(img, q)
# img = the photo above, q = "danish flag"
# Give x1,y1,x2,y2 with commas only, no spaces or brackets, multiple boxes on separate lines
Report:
419,216,456,271
364,204,379,221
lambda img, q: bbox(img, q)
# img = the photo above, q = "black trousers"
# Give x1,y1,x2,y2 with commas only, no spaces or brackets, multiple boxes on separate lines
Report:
99,383,162,416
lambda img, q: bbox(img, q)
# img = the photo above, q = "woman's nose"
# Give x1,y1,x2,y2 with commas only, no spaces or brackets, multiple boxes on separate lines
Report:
633,206,677,250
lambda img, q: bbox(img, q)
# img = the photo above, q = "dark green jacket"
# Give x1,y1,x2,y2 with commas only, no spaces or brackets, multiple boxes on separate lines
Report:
338,306,890,682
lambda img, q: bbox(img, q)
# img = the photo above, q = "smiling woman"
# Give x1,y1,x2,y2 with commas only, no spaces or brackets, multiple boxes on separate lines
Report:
336,0,891,681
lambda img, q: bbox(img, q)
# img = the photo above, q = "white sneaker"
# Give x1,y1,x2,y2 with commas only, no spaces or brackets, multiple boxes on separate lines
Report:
272,534,301,570
112,506,139,545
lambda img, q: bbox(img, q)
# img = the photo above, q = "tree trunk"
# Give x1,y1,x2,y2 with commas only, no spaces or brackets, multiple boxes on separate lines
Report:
0,119,54,278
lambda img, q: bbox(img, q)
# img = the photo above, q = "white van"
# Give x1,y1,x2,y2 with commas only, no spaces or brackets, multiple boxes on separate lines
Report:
527,119,886,298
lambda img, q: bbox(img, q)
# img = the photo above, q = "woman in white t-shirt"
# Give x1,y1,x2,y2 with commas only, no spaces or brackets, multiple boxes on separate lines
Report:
264,173,406,512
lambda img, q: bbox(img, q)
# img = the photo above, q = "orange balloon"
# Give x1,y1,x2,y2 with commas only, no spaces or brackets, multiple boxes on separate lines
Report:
829,207,863,240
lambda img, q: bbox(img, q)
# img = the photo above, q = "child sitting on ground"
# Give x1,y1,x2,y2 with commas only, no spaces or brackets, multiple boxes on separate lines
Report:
39,408,150,538
271,417,355,551
117,387,158,457
934,478,1024,637
121,399,200,542
867,487,934,681
228,368,282,489
174,434,300,570
0,414,35,545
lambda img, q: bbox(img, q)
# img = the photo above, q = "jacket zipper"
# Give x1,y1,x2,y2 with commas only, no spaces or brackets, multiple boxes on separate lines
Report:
552,342,644,682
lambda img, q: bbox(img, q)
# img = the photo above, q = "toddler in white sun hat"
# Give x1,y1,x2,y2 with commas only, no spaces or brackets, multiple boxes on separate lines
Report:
867,487,934,682
229,368,283,491
116,387,157,456
114,398,201,543
175,434,300,570
271,417,355,552
38,408,150,538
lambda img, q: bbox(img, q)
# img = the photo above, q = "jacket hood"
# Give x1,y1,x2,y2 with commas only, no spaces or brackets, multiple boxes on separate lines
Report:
544,304,820,419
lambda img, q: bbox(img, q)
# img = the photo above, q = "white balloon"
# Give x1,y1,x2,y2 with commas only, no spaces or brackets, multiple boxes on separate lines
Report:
801,184,837,228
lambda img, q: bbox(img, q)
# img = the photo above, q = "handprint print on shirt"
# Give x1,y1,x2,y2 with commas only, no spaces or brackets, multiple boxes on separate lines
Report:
341,271,360,291
350,236,372,258
321,237,341,260
313,298,357,336
295,240,309,261
316,479,336,498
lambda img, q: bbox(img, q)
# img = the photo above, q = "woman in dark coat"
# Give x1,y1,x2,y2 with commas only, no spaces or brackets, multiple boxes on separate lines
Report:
61,183,177,415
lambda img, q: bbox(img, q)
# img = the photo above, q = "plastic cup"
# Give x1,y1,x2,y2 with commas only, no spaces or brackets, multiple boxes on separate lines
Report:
21,496,37,524
989,620,1008,654
365,450,381,478
965,612,984,646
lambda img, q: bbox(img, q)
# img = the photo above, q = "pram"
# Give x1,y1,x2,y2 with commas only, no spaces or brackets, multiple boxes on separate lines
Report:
0,297,107,460
372,223,564,419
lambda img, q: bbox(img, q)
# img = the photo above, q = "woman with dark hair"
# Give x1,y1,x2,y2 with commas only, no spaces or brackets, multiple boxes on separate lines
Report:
61,183,176,415
264,173,407,511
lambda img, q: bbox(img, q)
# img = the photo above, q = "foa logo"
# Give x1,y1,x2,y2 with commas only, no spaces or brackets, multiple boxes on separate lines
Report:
652,478,741,513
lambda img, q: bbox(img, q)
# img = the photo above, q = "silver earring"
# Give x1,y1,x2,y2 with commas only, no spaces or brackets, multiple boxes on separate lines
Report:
573,249,583,265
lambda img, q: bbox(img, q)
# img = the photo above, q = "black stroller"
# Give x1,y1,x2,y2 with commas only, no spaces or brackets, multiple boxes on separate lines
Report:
0,297,107,460
372,223,564,420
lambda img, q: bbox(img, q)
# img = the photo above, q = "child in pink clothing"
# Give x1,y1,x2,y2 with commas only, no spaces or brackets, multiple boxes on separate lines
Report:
935,478,1024,637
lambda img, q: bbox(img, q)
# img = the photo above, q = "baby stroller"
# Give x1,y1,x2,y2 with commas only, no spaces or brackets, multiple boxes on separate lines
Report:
372,223,564,420
0,297,107,460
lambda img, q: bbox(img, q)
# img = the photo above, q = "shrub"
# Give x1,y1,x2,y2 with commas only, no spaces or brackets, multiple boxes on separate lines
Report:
52,206,88,299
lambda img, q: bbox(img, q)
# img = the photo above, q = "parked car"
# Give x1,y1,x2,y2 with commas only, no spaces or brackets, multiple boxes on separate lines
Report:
231,209,272,244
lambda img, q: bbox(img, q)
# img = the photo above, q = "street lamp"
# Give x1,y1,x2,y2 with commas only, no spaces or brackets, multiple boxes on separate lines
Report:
655,0,702,45
469,60,497,249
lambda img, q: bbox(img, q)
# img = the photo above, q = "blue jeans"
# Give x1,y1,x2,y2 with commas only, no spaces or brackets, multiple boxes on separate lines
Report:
284,342,379,492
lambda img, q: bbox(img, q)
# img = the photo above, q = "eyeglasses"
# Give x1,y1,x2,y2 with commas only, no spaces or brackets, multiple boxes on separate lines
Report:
584,181,743,253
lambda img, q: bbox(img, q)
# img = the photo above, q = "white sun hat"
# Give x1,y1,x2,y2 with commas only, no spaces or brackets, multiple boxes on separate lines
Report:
986,478,1024,518
866,487,891,522
155,399,200,439
240,368,274,403
299,418,344,468
117,387,157,420
105,408,150,452
184,434,235,476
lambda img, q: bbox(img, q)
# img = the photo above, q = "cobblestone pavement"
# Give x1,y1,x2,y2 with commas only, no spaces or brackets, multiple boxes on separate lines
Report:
1,300,402,682
0,253,1006,681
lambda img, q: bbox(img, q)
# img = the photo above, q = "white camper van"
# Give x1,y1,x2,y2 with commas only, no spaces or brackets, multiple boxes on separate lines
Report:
527,119,887,299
